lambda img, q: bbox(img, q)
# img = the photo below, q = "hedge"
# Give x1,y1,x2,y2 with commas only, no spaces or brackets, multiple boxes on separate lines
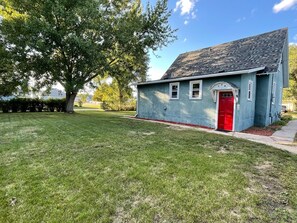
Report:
0,98,66,113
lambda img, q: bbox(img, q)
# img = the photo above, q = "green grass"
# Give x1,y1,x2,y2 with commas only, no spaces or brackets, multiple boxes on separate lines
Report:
74,102,102,109
287,112,297,120
0,111,297,222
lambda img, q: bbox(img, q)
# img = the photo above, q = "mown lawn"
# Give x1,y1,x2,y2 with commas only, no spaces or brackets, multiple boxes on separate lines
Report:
0,111,297,222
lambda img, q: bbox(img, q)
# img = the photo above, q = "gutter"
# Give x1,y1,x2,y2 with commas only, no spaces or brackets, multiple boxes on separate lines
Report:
136,67,265,86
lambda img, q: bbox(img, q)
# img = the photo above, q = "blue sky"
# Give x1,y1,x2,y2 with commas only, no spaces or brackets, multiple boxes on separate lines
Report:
145,0,297,80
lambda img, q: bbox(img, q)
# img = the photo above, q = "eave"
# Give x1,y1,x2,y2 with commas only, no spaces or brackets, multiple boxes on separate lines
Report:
136,67,265,86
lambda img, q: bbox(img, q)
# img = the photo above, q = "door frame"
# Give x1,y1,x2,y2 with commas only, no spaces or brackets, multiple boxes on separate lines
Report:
215,90,236,131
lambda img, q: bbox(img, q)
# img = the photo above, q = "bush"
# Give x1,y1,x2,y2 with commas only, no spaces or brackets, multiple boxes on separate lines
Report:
281,115,293,122
19,98,29,112
0,100,9,113
0,98,66,113
273,120,287,126
10,98,19,112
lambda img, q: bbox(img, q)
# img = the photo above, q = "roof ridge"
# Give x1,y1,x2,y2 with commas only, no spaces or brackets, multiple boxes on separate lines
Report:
180,28,288,56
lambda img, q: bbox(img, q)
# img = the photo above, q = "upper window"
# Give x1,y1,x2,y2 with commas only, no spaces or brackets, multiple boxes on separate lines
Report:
189,80,202,99
169,82,179,99
247,80,253,101
272,82,276,104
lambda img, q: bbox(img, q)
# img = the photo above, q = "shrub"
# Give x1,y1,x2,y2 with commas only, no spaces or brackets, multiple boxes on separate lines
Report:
10,98,19,112
273,120,287,126
0,100,9,113
281,115,293,122
35,99,44,112
45,99,56,112
56,99,66,112
19,98,29,112
0,98,66,113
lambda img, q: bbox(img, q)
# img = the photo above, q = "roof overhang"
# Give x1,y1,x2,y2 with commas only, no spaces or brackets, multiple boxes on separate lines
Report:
136,67,265,86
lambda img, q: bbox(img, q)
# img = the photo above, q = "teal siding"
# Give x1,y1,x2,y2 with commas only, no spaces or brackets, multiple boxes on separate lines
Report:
238,73,257,130
254,63,283,126
255,75,271,126
137,75,252,131
137,69,284,131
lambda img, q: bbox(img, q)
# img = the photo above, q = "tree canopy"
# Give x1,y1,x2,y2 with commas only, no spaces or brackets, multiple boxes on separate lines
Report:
0,0,176,112
283,45,297,103
0,40,28,97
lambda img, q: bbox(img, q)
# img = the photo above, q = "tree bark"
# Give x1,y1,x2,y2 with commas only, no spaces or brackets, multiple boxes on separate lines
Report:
66,92,77,113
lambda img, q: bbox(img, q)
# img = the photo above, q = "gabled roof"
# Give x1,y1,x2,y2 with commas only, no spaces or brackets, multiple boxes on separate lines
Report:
161,28,288,80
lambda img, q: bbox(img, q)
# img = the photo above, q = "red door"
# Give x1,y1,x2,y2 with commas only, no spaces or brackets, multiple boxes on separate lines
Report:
218,92,234,131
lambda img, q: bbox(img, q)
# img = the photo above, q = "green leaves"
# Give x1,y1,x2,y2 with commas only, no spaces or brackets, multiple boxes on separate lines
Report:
0,0,176,110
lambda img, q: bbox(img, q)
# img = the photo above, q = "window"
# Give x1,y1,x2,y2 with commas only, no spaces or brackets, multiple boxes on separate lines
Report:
189,80,202,99
247,80,253,101
272,82,276,104
169,82,179,99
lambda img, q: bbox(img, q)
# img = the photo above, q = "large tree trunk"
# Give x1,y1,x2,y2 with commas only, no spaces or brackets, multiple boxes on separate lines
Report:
66,92,77,113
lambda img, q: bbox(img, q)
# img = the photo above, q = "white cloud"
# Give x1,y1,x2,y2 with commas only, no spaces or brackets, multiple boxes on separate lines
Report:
251,8,257,16
183,38,187,42
184,20,189,25
273,0,297,13
174,0,197,15
147,67,167,81
289,42,297,45
236,17,246,23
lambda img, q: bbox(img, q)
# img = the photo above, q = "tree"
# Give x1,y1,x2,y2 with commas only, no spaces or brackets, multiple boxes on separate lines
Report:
0,0,176,112
93,79,134,111
0,41,28,97
283,45,297,104
77,93,88,107
106,52,149,109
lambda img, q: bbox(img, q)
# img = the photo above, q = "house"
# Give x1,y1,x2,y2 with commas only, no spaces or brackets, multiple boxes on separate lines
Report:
41,88,66,99
136,28,289,131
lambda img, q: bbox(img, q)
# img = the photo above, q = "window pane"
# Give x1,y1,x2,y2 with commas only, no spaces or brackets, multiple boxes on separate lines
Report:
192,90,200,98
172,85,178,91
172,92,178,98
193,83,200,89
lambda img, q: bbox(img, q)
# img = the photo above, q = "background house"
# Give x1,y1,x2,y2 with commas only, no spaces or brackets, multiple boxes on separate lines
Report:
137,28,289,131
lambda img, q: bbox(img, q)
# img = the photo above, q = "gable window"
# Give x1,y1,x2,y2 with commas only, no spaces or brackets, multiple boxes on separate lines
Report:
169,82,179,99
247,80,253,101
189,80,202,99
272,82,276,104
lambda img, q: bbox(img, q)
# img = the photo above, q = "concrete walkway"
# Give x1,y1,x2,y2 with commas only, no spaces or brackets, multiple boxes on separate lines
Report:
128,117,297,154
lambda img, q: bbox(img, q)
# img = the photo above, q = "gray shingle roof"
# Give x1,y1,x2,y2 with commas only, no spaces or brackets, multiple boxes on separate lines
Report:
161,28,288,80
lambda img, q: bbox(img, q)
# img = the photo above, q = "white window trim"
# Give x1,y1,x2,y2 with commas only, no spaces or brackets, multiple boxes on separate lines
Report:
169,82,180,100
189,80,202,99
272,81,276,105
247,80,253,101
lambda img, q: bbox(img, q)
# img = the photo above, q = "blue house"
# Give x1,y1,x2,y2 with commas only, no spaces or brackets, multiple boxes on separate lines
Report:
136,28,289,131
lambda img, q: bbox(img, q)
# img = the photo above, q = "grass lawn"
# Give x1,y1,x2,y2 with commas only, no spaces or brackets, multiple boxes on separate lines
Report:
74,102,102,109
287,112,297,120
0,111,297,222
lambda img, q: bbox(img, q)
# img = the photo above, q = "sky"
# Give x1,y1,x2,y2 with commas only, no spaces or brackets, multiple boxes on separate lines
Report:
144,0,297,80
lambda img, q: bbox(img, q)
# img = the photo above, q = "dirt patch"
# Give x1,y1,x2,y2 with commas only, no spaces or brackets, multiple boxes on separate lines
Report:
244,161,292,221
254,161,273,170
166,125,187,131
112,194,159,223
242,126,280,136
128,131,155,136
142,132,155,136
